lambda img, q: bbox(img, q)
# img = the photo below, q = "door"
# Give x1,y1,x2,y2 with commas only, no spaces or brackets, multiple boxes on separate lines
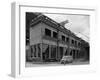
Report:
59,47,63,59
51,45,57,60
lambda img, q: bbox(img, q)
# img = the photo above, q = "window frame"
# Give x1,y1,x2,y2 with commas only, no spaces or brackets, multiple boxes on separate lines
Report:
53,31,58,38
45,28,51,37
62,35,65,41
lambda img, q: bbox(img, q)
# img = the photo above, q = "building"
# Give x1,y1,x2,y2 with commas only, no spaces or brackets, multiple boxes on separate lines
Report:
26,13,89,62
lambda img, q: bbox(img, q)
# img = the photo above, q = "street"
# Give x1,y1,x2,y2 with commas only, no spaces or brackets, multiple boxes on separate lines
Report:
25,60,89,67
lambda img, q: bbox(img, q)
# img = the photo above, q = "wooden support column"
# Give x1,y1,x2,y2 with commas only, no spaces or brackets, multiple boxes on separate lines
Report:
57,46,60,60
36,44,38,58
40,43,43,61
49,45,51,59
55,46,57,60
31,46,34,57
75,50,77,60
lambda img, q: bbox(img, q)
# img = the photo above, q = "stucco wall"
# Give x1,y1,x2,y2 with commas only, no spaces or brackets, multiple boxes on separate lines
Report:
30,23,42,45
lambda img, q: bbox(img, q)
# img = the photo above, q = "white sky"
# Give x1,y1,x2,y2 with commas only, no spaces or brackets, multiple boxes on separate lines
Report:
44,13,90,42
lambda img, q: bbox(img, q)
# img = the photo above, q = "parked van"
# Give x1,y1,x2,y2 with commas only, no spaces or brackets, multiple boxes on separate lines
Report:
60,56,73,64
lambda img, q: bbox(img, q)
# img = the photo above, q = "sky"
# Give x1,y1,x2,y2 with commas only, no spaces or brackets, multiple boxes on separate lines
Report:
44,13,90,42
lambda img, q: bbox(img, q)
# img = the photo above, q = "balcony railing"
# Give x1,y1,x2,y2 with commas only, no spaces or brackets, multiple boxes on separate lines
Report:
42,34,81,48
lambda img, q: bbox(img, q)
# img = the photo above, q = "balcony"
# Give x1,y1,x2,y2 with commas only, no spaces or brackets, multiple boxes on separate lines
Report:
42,35,58,42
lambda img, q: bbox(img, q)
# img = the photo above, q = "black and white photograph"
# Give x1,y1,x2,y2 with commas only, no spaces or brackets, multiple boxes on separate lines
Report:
25,12,90,67
10,2,98,78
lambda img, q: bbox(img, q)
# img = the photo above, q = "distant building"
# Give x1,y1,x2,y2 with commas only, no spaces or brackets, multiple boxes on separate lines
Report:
26,13,89,62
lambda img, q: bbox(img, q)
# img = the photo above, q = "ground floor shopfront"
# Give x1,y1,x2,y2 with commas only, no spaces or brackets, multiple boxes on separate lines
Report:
26,42,82,62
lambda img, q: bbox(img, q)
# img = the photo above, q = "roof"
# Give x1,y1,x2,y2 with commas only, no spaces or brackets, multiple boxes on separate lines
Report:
30,14,71,35
30,14,88,43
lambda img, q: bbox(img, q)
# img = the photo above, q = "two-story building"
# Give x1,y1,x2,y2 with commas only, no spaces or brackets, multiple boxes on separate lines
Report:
26,13,89,62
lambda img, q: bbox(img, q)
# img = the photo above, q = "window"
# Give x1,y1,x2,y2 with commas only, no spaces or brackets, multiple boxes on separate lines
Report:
45,28,51,37
75,41,77,45
78,42,81,46
66,37,69,42
72,39,74,44
53,31,58,38
62,35,65,41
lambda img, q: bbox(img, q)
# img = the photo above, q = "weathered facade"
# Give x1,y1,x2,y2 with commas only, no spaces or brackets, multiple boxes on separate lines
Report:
26,13,89,62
